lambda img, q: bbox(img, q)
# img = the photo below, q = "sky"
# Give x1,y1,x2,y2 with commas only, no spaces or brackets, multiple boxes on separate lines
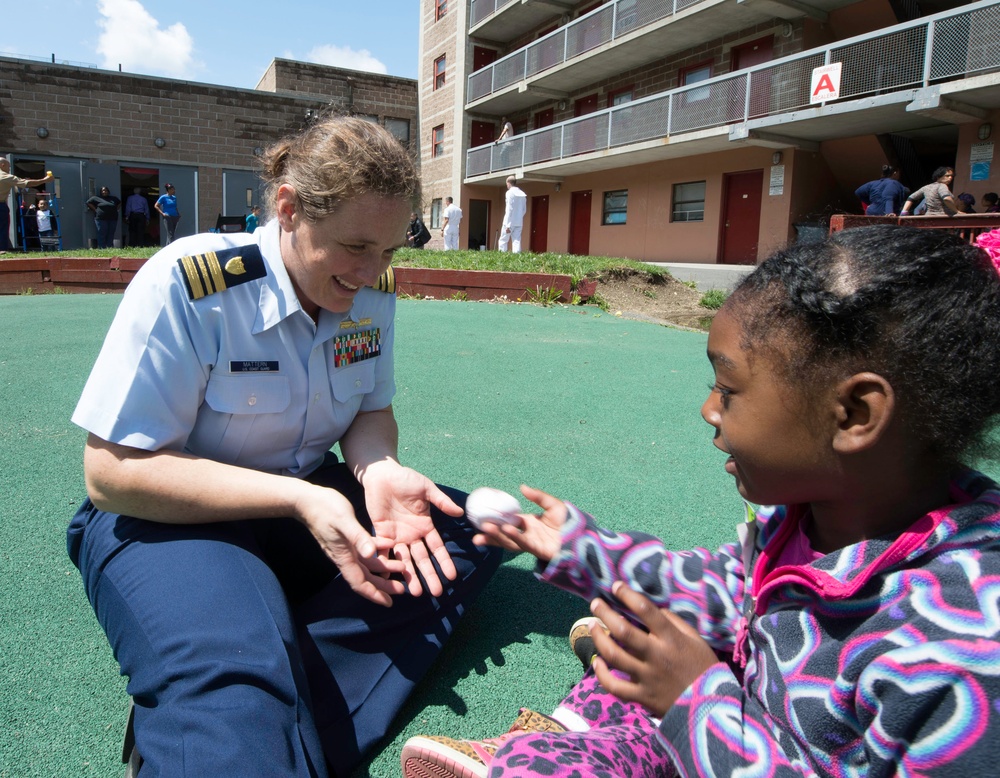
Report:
1,0,420,88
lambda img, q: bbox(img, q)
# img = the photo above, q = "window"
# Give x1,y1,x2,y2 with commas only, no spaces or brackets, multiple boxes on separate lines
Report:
385,118,410,145
430,198,443,229
681,63,712,102
431,124,445,158
602,190,628,225
434,55,446,90
435,0,447,20
672,181,706,222
608,87,633,108
359,114,379,123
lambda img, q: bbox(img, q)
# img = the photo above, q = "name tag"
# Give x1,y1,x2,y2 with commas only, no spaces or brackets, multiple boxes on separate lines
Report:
230,360,279,373
333,328,381,367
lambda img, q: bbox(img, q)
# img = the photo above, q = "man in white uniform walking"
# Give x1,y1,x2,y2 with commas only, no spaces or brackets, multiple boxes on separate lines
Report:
499,176,527,253
441,197,462,251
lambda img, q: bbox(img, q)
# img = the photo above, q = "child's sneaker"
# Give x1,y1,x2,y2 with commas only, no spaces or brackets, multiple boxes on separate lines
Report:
569,616,610,668
400,707,565,778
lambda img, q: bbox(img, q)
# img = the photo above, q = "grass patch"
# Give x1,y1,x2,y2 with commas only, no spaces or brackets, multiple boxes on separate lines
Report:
37,245,672,292
392,247,668,285
524,285,563,306
699,289,727,310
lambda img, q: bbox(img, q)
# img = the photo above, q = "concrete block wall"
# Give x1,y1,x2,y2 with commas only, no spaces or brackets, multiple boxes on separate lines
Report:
0,56,417,235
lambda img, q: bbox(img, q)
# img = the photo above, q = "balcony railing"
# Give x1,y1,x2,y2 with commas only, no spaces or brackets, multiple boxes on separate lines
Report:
467,0,1000,178
468,0,710,103
469,0,519,29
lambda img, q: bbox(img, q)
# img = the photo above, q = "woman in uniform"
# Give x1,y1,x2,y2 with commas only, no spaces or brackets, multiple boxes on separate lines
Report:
67,116,502,776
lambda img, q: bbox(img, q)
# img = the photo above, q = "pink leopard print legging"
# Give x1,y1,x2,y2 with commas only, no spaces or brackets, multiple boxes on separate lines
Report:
487,669,677,777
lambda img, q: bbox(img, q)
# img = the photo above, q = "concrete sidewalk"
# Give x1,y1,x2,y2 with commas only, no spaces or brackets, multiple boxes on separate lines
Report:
652,261,754,291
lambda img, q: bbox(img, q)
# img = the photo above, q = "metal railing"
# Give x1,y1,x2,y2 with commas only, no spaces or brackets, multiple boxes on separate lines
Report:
468,0,710,103
469,0,520,29
467,0,1000,178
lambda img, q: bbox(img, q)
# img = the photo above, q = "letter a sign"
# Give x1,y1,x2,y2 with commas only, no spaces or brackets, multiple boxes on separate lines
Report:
810,63,842,104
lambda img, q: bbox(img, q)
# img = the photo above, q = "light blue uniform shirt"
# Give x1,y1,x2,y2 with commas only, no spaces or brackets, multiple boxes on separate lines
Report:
72,220,396,477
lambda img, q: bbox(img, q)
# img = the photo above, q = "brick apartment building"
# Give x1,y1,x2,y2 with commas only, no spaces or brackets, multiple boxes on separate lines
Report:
417,0,1000,261
0,56,417,250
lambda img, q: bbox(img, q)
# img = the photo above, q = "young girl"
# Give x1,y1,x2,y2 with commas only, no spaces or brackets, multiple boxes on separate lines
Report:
402,225,1000,777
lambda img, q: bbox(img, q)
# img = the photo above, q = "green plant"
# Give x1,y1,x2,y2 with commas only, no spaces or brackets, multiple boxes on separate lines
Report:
642,288,657,299
17,287,35,295
449,291,469,301
699,289,727,310
589,292,610,312
569,292,582,306
682,280,698,289
524,285,563,307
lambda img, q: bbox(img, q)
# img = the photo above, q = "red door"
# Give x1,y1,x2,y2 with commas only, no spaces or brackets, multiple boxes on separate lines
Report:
473,46,499,71
532,109,555,162
534,109,554,129
720,171,763,265
731,36,774,119
530,195,549,253
574,94,599,117
569,190,592,256
471,120,495,149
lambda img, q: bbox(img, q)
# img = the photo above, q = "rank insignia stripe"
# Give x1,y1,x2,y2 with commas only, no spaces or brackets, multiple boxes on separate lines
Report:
372,266,396,295
178,244,266,300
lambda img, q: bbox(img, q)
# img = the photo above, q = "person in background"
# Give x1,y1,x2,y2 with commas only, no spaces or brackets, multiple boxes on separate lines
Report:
957,192,977,213
87,186,122,249
155,183,181,243
125,188,150,247
0,160,53,252
245,204,262,233
854,164,909,216
495,117,514,168
406,211,431,249
442,196,462,251
498,176,527,253
66,116,501,777
983,192,1000,213
899,166,960,216
35,198,55,241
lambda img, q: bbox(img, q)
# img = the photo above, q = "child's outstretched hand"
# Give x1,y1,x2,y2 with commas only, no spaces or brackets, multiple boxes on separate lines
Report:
471,484,565,563
590,581,719,717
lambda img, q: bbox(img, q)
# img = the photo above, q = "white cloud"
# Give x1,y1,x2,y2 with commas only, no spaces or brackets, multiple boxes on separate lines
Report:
96,0,195,78
306,44,387,75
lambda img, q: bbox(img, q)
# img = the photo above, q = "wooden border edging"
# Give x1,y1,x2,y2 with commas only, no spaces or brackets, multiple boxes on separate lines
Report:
0,256,594,301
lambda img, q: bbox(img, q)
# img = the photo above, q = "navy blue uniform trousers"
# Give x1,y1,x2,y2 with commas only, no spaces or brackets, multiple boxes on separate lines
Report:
67,459,502,777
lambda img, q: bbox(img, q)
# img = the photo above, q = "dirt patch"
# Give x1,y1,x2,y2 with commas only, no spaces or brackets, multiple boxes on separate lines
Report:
590,268,717,330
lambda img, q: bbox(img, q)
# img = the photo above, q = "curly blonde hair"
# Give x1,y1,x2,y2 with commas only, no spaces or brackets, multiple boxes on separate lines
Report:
261,115,420,221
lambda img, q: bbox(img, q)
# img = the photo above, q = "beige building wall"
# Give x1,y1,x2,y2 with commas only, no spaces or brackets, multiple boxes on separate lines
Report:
0,57,417,243
418,0,468,249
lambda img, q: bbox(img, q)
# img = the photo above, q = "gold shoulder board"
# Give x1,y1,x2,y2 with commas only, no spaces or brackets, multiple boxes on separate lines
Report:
372,266,396,295
178,244,266,300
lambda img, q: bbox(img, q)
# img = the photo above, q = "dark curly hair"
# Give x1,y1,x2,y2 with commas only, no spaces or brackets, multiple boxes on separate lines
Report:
725,225,1000,466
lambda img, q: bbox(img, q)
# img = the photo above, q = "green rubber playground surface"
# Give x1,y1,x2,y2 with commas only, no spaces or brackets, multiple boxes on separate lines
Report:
0,292,899,776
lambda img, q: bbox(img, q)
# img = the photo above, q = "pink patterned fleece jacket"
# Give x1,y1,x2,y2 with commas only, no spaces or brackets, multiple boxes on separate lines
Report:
539,468,1000,776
